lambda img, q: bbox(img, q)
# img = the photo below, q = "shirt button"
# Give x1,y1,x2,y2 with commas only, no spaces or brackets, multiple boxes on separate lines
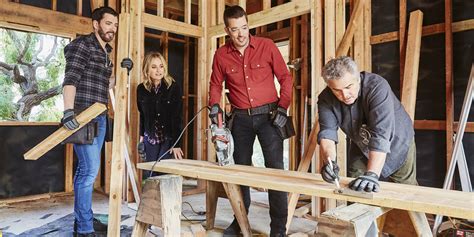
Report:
245,76,248,79
244,65,247,67
248,87,250,90
157,113,160,116
250,99,254,102
161,125,164,128
257,64,260,67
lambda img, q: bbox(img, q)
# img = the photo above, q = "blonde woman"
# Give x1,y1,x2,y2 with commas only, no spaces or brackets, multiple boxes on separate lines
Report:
137,52,183,176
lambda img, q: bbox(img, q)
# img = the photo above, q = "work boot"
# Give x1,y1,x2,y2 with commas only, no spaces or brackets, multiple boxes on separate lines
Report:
223,219,241,237
74,218,108,233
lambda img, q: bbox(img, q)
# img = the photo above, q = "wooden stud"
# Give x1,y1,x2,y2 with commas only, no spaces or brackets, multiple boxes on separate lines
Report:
239,0,246,11
23,103,106,160
445,0,454,170
324,0,336,63
335,0,365,57
64,144,74,193
222,183,252,237
190,224,206,237
107,13,130,236
414,121,474,132
299,14,309,170
206,181,219,229
77,0,83,16
142,13,204,38
363,0,371,71
185,0,191,24
90,0,104,11
104,141,112,194
157,0,164,17
401,10,423,122
399,0,407,89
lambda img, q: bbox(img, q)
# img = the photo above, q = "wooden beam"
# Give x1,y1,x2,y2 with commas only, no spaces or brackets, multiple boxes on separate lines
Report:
445,0,454,170
239,0,246,11
142,13,203,38
0,1,90,37
335,0,365,57
370,19,474,45
324,0,336,63
77,0,83,16
23,103,106,160
208,0,310,38
363,0,371,71
400,10,423,122
184,0,191,24
107,13,130,236
90,0,104,11
157,0,164,17
137,159,474,219
414,120,474,132
52,0,57,11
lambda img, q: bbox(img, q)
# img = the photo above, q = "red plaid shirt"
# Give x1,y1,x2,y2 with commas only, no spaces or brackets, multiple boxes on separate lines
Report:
209,36,293,109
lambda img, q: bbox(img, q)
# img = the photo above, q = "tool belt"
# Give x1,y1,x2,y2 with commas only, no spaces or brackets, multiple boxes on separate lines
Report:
232,102,277,116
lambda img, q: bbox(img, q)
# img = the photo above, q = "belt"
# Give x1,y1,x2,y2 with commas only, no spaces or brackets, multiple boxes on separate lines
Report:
232,102,277,116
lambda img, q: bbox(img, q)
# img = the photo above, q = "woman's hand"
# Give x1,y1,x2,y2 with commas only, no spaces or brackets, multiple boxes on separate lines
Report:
171,148,184,160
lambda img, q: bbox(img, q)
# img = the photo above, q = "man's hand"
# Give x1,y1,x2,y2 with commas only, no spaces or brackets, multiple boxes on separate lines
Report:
321,160,340,183
137,142,146,161
170,148,184,160
121,58,134,75
349,171,380,192
209,104,223,125
61,109,80,130
272,107,288,128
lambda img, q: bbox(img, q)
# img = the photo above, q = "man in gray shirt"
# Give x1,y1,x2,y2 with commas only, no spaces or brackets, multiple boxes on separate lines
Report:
318,56,417,193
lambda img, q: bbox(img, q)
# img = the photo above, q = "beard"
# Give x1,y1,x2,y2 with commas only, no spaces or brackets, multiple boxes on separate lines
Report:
98,28,115,42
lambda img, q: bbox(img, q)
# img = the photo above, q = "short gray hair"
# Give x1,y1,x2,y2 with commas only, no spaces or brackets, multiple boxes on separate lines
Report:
322,56,359,82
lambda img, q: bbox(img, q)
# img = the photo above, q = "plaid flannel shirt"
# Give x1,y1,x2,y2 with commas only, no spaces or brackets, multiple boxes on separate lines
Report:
63,33,113,111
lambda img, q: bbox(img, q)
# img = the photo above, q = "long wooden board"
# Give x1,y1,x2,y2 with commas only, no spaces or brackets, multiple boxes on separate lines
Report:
23,103,107,160
137,159,474,220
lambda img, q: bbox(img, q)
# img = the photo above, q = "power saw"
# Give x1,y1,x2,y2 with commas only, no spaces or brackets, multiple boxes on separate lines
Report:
210,110,234,166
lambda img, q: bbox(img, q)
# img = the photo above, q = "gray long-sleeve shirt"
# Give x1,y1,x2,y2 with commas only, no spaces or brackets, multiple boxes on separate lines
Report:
317,72,414,178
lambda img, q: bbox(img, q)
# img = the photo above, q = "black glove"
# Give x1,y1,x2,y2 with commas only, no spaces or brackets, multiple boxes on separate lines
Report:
61,109,80,130
321,160,340,183
121,57,133,75
137,142,146,161
209,104,223,125
349,171,380,192
272,107,288,128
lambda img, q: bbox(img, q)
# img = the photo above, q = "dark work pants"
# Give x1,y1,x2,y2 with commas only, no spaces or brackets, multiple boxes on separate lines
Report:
231,113,288,232
143,138,172,178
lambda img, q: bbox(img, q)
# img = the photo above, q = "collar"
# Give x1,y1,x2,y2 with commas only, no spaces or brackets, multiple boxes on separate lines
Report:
226,35,256,54
90,33,113,53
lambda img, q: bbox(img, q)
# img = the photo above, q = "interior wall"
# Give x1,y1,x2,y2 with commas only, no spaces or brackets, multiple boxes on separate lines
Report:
371,0,474,188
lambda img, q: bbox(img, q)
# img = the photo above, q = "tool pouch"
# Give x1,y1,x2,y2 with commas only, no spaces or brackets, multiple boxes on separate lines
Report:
61,121,98,145
276,116,296,140
105,114,114,142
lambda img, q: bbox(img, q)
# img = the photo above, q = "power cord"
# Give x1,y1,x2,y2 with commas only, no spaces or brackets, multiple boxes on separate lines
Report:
148,106,209,178
182,201,206,216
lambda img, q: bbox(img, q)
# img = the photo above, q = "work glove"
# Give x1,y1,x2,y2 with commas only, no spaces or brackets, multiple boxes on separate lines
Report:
61,109,80,130
349,171,380,192
137,142,146,161
321,160,340,183
272,107,288,128
120,57,134,75
209,104,223,125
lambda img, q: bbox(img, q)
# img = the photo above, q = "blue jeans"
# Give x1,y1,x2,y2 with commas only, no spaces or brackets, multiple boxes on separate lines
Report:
73,115,106,234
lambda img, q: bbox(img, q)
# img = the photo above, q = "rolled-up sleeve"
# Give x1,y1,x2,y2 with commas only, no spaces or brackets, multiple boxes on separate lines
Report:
317,92,339,144
366,81,394,153
63,40,89,87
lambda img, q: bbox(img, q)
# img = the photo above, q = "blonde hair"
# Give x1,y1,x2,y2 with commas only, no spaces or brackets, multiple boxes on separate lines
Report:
142,52,174,91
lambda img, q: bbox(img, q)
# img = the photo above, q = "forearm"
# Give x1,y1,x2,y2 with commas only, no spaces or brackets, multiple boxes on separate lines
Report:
320,139,337,161
367,150,387,176
63,85,76,110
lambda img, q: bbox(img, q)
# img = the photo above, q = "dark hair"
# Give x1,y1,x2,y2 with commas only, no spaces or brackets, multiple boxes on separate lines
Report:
223,5,248,26
91,6,118,22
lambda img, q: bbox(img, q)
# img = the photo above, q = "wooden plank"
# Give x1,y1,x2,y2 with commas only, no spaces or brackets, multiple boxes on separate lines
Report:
371,19,474,45
107,13,130,236
399,0,407,87
239,0,246,11
64,143,74,192
335,0,345,47
77,0,83,16
0,192,72,206
23,103,106,160
324,0,336,63
137,159,474,219
51,0,57,11
0,1,90,37
206,181,219,229
208,0,310,38
408,211,431,236
131,221,149,237
142,13,203,38
222,183,252,237
335,0,365,57
414,120,474,132
401,10,423,122
104,141,112,194
90,0,104,10
445,0,454,171
363,0,371,71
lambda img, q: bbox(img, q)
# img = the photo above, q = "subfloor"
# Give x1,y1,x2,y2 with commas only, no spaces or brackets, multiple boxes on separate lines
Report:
0,189,317,236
